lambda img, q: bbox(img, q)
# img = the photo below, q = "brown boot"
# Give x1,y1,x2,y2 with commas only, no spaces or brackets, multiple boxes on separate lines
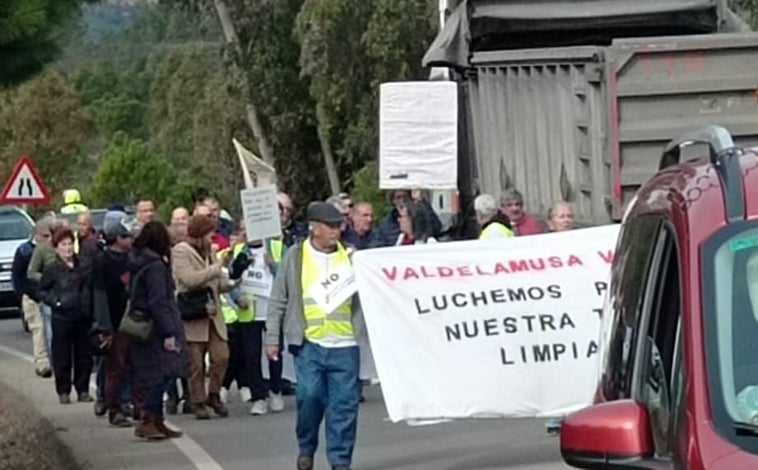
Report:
155,414,183,438
193,403,211,420
205,393,229,418
135,413,167,440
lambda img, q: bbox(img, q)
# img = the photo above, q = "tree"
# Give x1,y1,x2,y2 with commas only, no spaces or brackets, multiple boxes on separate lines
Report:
295,0,437,200
145,41,250,213
89,131,186,214
0,0,94,85
0,70,92,207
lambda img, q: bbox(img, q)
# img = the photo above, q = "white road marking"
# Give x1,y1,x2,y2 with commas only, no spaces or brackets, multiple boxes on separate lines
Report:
0,343,224,470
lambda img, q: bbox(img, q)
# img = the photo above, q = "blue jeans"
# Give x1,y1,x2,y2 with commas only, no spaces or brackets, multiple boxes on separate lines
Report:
294,341,360,467
41,304,52,363
143,378,171,414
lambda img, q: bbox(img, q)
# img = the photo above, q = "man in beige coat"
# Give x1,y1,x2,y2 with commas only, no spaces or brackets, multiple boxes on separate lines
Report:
172,215,231,419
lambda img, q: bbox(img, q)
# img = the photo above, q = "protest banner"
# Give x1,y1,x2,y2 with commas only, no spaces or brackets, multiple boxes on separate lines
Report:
240,185,281,242
353,224,620,423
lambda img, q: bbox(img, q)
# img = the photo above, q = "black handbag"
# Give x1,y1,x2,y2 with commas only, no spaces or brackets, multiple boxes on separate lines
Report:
177,287,213,321
118,263,154,343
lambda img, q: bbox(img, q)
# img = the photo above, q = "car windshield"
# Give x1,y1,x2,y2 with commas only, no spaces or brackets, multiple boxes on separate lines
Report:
708,224,758,449
0,211,33,241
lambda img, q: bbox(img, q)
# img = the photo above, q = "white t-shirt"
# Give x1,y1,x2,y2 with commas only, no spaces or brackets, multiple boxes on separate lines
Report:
305,241,357,349
241,246,273,321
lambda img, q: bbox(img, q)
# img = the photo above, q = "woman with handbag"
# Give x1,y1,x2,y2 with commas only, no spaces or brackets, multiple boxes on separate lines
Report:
38,228,94,404
172,215,231,419
127,221,189,440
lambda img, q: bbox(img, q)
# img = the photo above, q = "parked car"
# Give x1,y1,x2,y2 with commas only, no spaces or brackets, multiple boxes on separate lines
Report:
0,206,34,326
560,126,758,468
55,206,135,234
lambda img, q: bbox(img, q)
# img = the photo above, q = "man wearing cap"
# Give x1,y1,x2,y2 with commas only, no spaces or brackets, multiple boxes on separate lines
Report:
92,211,140,426
266,202,365,470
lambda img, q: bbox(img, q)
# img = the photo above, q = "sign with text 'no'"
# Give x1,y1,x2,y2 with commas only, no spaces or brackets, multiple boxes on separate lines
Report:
1,156,50,205
353,224,620,423
241,185,281,242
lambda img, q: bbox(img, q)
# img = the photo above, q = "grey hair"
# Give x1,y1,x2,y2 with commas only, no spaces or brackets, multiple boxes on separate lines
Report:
326,195,348,213
474,194,499,219
499,188,524,206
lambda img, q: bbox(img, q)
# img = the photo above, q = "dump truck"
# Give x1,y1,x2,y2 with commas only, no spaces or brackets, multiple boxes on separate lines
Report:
424,0,758,227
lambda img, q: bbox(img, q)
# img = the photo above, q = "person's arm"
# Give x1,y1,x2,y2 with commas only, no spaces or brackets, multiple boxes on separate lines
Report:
143,263,177,339
265,250,292,347
27,246,44,282
91,254,113,334
37,264,57,306
11,245,26,298
171,245,221,289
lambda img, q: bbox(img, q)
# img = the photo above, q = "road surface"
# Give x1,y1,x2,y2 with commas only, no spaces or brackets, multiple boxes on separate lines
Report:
0,317,570,470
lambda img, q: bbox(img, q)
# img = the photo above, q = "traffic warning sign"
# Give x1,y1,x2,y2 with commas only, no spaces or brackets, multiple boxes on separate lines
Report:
1,156,50,205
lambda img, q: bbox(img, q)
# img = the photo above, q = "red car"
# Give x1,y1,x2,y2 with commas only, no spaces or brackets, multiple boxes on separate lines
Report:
560,126,758,469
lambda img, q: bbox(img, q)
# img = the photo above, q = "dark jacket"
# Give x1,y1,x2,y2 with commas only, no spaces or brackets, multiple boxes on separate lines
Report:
11,240,37,301
370,202,443,248
341,225,374,251
92,249,130,334
38,257,91,322
283,220,308,248
128,247,189,388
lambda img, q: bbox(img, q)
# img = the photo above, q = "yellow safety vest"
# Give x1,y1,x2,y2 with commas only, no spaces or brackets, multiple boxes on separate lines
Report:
301,240,353,341
269,238,284,263
60,203,89,214
479,222,515,240
218,244,255,324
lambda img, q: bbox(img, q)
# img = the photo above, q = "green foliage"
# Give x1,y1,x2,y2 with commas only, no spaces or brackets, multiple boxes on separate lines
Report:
294,0,437,197
0,70,92,208
0,0,91,85
222,0,324,208
89,131,185,214
1,0,443,220
350,161,391,219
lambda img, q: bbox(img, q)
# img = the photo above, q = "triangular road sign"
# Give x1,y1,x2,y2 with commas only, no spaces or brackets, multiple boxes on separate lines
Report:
1,156,50,205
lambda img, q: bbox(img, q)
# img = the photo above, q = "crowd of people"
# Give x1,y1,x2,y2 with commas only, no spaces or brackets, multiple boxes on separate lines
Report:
10,186,574,470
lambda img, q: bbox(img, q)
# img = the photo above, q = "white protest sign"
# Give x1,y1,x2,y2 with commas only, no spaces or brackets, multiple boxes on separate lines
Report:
379,81,457,190
307,263,358,315
353,224,620,423
233,138,277,189
241,185,282,242
241,267,273,297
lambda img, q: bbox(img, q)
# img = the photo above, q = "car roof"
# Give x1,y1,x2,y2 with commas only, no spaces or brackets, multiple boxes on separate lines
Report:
625,138,758,247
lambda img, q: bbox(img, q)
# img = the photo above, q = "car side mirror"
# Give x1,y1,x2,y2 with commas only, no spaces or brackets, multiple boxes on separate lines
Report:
560,400,654,469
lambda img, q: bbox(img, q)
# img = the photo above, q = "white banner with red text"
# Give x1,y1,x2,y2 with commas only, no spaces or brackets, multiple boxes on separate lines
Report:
353,224,620,423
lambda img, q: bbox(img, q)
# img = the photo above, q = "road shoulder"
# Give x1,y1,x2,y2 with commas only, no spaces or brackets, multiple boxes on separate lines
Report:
0,347,195,470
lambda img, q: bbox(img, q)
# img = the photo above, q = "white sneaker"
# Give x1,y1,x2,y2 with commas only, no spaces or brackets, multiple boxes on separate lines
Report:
219,387,229,404
239,387,252,403
250,399,268,415
268,391,284,412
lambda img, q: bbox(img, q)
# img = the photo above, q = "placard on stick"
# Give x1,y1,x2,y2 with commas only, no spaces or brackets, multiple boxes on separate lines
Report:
241,185,281,242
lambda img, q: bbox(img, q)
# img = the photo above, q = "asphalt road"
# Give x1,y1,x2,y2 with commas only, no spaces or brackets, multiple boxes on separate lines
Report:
0,317,570,470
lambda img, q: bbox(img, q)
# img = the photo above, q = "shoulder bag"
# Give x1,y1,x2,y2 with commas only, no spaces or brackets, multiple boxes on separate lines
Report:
118,263,154,343
177,287,213,321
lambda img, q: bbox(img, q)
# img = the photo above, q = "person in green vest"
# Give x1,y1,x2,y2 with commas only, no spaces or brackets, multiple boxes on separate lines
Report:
475,193,515,240
60,189,89,214
218,227,253,405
